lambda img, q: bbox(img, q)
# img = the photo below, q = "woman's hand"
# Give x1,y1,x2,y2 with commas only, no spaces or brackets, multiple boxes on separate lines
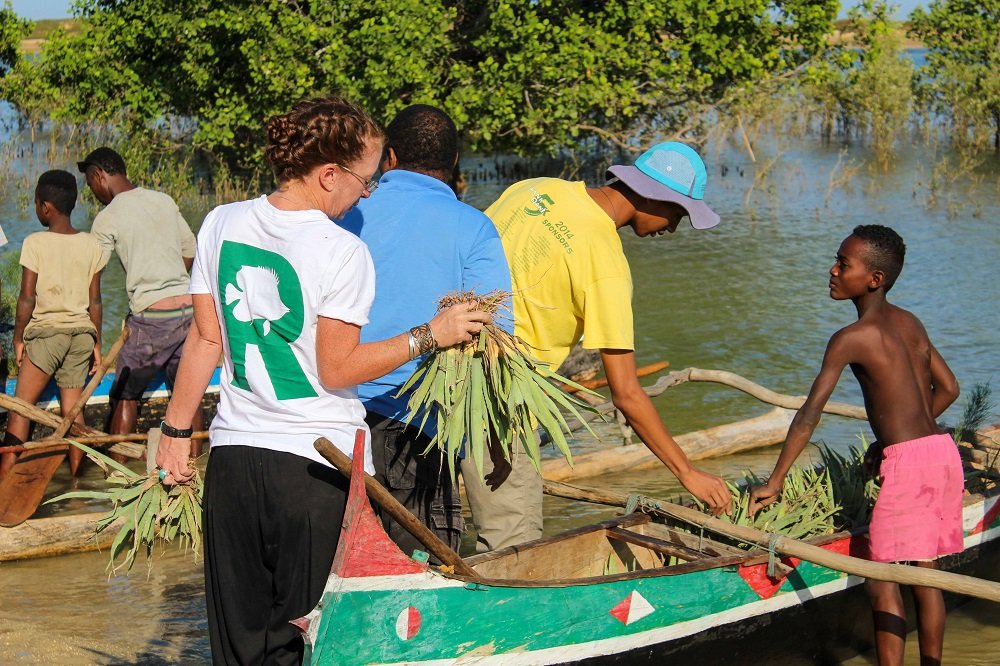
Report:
427,302,491,349
156,434,195,485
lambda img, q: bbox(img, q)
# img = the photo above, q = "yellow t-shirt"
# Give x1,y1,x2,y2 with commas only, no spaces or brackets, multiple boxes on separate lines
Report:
486,178,634,368
19,230,108,335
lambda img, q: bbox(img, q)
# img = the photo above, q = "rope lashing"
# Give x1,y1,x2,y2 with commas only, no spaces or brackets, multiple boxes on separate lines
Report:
766,532,781,578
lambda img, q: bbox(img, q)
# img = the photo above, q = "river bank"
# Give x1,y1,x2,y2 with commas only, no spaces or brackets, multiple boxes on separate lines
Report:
0,123,998,662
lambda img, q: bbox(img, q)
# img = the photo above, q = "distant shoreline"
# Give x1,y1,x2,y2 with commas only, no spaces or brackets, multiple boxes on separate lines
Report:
829,28,924,50
19,19,925,55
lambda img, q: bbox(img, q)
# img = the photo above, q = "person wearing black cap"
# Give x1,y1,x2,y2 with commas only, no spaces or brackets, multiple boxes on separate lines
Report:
77,147,202,453
464,142,732,553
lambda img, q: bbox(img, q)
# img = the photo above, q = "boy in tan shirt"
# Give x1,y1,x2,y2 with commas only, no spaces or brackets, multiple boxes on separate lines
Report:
0,170,107,479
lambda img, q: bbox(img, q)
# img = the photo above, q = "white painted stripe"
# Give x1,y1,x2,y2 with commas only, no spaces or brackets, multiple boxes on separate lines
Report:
964,524,1000,548
320,572,466,594
963,495,999,532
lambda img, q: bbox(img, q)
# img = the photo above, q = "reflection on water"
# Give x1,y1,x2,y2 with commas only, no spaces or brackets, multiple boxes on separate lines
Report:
1,135,998,662
0,548,208,663
839,599,1000,666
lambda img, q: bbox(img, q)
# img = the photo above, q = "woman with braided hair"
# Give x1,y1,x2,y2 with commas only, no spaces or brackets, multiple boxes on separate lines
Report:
155,96,489,664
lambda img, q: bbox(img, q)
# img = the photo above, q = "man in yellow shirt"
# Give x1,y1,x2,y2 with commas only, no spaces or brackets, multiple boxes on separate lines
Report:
464,142,732,552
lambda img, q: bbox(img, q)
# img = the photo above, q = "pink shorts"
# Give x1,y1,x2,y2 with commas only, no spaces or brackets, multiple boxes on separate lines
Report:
868,433,964,563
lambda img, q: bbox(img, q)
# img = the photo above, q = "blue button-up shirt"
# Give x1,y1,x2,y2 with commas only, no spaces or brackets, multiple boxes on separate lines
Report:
338,169,512,436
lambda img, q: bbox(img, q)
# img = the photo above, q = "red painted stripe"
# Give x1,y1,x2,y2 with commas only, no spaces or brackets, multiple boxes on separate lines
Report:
969,496,1000,537
406,606,422,640
331,430,426,578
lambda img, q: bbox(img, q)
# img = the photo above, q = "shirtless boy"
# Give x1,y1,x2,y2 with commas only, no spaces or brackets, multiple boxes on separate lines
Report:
749,224,962,666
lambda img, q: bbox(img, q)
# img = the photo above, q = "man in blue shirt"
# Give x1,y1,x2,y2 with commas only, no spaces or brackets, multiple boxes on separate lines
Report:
339,105,511,557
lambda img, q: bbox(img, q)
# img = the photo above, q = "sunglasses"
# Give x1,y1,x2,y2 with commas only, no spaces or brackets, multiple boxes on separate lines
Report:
336,163,379,193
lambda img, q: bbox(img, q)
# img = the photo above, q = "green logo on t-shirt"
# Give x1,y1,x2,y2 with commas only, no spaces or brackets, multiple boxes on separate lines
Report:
218,240,317,399
524,193,555,216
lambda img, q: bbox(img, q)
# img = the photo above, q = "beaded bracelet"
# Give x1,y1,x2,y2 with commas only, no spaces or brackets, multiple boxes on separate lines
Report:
409,323,437,357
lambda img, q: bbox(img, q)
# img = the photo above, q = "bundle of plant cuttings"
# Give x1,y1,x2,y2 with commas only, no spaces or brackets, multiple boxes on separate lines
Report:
718,466,840,547
48,441,202,575
398,290,604,480
819,437,880,530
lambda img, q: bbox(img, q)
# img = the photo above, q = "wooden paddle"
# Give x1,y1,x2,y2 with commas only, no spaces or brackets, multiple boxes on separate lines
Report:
0,431,209,456
543,479,1000,603
557,360,670,394
314,437,479,578
0,329,129,527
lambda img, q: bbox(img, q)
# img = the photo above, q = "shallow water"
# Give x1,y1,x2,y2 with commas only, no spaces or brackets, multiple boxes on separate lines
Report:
1,132,998,663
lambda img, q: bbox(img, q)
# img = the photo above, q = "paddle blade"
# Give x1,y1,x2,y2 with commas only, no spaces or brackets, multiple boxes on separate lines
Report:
0,448,67,526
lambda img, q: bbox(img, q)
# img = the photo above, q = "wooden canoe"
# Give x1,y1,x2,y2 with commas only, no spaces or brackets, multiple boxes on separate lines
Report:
1,367,223,412
297,439,1000,665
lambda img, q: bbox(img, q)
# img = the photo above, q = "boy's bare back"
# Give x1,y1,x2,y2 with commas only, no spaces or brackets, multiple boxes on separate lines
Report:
834,301,952,446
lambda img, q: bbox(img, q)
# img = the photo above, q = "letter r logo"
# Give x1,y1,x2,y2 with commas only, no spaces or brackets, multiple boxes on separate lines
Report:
218,240,317,399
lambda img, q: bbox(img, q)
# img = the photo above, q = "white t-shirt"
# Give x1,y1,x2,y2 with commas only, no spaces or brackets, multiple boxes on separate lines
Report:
190,195,375,472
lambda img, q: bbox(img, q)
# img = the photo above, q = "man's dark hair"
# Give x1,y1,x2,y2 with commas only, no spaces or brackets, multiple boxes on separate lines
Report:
77,146,127,176
35,170,78,215
852,224,906,292
385,105,458,179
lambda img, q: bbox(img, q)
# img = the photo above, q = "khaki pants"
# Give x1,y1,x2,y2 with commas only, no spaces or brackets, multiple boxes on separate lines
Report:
461,449,543,553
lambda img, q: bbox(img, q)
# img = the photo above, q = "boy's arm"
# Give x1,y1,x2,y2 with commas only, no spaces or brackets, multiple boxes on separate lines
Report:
927,343,959,418
749,332,851,514
601,349,732,515
12,267,37,367
88,271,103,371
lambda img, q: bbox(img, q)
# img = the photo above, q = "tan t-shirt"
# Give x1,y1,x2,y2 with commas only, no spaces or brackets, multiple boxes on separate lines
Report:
90,187,196,313
20,230,108,335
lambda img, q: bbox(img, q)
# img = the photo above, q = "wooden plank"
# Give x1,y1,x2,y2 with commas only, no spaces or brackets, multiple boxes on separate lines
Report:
0,331,128,526
0,512,122,561
545,479,1000,602
542,407,795,482
636,521,747,558
606,526,706,562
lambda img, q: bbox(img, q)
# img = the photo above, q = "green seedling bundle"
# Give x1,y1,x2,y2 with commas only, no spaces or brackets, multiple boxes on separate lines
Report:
399,290,604,481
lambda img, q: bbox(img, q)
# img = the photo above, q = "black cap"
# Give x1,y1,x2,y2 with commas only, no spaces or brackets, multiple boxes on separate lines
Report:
77,147,127,176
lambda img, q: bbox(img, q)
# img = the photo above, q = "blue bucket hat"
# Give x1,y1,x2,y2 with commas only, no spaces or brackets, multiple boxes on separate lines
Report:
606,142,720,230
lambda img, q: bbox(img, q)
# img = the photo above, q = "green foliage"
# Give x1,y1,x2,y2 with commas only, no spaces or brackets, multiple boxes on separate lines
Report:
954,382,995,445
0,250,19,375
48,440,203,576
2,0,838,167
819,439,879,530
399,291,602,480
909,0,1000,150
0,2,31,74
709,439,880,549
721,467,840,546
799,1,913,168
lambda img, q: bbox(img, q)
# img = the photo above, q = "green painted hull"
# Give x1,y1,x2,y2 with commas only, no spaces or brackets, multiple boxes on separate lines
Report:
301,444,1000,664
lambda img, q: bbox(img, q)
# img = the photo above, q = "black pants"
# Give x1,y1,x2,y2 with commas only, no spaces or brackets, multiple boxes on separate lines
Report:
203,445,348,665
366,413,464,561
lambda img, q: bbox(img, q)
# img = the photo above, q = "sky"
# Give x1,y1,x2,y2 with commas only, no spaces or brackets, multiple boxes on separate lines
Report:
10,0,930,20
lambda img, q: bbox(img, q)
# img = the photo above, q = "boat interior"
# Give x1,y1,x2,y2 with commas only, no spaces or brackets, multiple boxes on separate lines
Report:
462,487,999,585
463,511,850,585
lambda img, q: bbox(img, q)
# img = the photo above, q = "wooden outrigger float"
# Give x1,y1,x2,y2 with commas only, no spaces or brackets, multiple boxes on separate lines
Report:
299,435,1000,665
2,366,996,565
1,367,223,413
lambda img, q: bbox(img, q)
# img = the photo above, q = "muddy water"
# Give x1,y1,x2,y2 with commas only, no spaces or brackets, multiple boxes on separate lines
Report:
1,137,999,663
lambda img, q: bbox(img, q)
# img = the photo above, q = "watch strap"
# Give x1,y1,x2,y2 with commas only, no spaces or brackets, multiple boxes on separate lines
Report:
160,420,194,438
